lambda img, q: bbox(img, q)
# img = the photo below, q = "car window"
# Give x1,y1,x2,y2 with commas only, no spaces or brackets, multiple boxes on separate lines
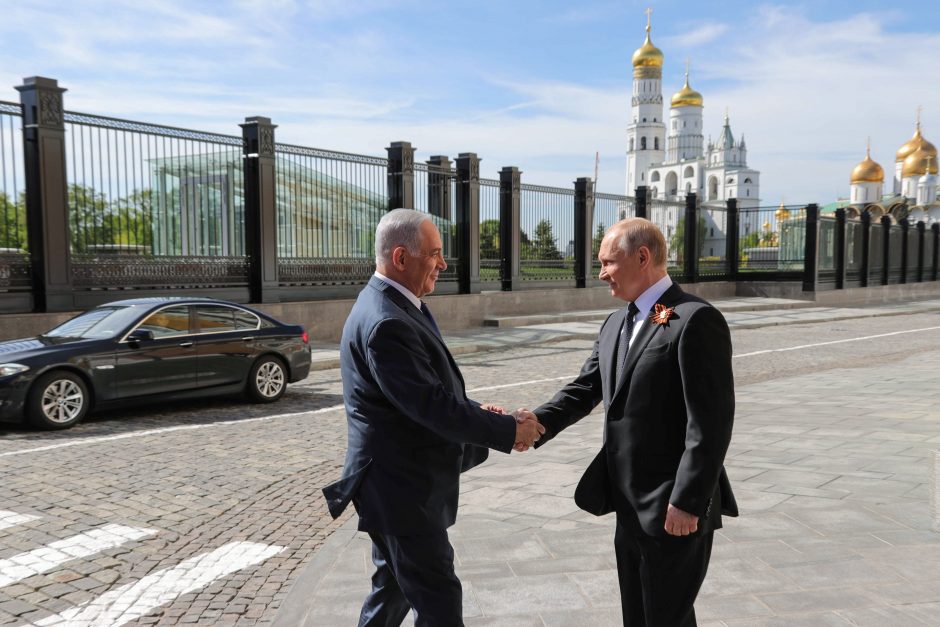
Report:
137,306,190,338
234,309,260,330
46,306,142,339
197,306,237,333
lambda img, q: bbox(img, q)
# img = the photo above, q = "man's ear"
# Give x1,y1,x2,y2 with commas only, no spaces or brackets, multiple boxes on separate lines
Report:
392,246,407,270
637,245,650,267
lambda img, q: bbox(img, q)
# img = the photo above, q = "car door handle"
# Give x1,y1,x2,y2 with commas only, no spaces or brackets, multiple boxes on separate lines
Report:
179,341,194,347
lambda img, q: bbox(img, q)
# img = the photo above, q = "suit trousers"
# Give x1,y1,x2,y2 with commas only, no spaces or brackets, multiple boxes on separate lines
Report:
613,511,714,627
359,529,463,627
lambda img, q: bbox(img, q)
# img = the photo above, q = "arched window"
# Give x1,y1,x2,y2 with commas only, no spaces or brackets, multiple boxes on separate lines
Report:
629,138,634,151
642,117,647,122
744,177,752,184
683,166,694,178
650,171,661,182
654,137,660,150
641,137,647,150
665,171,678,197
708,176,719,201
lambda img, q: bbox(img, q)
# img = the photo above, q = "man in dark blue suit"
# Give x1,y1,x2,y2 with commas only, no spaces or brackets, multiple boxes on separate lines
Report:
323,208,544,626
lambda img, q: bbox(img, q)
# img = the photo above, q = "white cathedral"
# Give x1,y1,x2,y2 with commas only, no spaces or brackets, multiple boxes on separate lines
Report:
845,117,940,223
625,14,760,210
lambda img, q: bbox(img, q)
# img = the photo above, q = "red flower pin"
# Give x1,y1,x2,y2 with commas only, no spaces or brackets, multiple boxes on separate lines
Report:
650,303,675,326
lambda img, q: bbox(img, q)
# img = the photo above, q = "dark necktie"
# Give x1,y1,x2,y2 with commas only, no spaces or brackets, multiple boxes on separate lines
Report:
615,302,640,382
420,302,442,338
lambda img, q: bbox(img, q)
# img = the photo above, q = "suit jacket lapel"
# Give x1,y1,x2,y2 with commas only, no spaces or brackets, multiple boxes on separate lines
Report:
611,282,684,400
600,307,627,402
372,278,466,389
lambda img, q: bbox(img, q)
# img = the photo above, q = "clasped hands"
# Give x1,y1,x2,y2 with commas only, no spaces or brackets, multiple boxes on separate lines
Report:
482,404,544,452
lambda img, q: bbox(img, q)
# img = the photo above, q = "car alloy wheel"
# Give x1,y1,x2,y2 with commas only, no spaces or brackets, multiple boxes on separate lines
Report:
247,356,286,403
27,370,90,429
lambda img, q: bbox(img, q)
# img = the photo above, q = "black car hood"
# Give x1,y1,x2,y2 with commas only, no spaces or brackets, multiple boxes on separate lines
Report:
0,336,98,360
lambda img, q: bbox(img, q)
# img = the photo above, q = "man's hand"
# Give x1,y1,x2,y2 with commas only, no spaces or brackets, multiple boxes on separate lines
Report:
511,408,545,452
481,403,506,414
664,503,699,536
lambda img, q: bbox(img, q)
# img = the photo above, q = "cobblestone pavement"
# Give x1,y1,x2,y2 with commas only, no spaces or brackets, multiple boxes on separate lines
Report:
2,309,940,625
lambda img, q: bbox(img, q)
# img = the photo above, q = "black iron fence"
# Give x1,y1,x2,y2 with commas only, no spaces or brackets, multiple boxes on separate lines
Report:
4,76,940,314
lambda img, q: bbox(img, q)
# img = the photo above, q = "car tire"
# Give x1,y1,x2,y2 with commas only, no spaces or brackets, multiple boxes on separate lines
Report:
26,370,90,430
246,355,287,403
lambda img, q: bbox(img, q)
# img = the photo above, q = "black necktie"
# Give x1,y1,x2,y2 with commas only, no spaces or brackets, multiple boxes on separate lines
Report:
420,302,442,338
616,302,640,382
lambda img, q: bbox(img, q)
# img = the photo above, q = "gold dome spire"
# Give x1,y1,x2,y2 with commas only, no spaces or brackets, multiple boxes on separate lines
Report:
896,109,937,162
632,8,664,79
671,63,703,108
902,147,939,178
851,144,884,183
775,201,790,221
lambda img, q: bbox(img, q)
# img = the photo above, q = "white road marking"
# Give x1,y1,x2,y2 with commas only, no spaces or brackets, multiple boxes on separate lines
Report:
0,524,155,588
4,324,940,460
34,541,284,626
0,510,40,532
733,325,940,358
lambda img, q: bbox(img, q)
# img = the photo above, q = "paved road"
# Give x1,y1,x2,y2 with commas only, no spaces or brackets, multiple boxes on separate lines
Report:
1,307,939,625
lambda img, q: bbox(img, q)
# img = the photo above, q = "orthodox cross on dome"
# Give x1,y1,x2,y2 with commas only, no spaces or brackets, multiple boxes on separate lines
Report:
917,104,923,129
866,136,871,156
645,7,652,32
685,57,691,80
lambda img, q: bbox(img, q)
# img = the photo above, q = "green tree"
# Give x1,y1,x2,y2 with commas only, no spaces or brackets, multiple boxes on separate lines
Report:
669,216,708,259
0,192,28,251
480,219,500,260
531,218,562,260
592,222,606,254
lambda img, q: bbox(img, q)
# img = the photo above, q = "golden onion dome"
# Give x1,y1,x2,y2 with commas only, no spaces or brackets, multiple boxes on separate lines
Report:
671,74,703,108
775,202,790,221
632,14,663,79
896,126,938,162
901,148,939,178
850,150,884,183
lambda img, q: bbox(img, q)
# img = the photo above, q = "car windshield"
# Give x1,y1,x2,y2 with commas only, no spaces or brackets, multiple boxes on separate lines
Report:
45,306,143,339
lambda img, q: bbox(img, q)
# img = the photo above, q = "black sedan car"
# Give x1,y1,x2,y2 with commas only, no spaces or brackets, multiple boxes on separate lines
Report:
0,297,311,429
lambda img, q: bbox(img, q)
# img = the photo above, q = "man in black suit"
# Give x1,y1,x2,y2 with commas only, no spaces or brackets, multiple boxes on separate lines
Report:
323,208,544,627
525,217,737,626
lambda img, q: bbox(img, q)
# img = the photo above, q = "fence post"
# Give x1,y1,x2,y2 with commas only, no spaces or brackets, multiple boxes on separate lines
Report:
454,153,481,294
880,215,891,286
386,141,415,210
683,193,698,282
241,116,279,303
499,166,521,291
16,76,73,312
917,221,926,283
427,155,452,220
835,208,846,289
859,210,871,288
574,177,594,288
933,224,940,282
634,186,648,219
899,218,909,284
725,198,738,280
802,203,819,292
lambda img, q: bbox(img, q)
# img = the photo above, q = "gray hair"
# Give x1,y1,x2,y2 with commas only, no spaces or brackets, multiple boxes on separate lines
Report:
374,208,431,266
609,218,667,268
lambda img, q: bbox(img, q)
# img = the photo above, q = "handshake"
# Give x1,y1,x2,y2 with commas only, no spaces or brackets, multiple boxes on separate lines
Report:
483,405,545,452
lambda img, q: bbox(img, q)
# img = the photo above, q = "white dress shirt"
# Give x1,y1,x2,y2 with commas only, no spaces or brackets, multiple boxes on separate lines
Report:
628,274,673,343
374,271,421,310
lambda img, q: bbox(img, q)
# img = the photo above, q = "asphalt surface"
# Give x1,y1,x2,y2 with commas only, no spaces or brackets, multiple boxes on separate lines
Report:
1,298,939,625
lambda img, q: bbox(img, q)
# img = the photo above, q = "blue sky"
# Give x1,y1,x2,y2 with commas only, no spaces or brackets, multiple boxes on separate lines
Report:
1,0,939,204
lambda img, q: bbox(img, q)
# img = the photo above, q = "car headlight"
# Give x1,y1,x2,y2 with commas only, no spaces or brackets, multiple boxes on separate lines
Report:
0,363,29,377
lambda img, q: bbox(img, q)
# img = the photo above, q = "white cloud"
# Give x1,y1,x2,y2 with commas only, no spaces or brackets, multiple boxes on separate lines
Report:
662,22,729,49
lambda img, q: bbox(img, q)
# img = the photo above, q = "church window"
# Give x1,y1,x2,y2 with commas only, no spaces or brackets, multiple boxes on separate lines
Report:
710,248,714,256
710,228,715,237
672,121,677,130
744,178,752,184
727,177,734,184
641,137,647,150
746,190,750,196
654,137,659,150
629,138,634,151
683,121,686,128
642,117,647,122
651,171,661,182
641,172,645,181
653,117,657,122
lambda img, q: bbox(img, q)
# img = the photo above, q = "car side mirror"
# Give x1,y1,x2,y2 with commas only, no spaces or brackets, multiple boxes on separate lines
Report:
127,329,154,344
